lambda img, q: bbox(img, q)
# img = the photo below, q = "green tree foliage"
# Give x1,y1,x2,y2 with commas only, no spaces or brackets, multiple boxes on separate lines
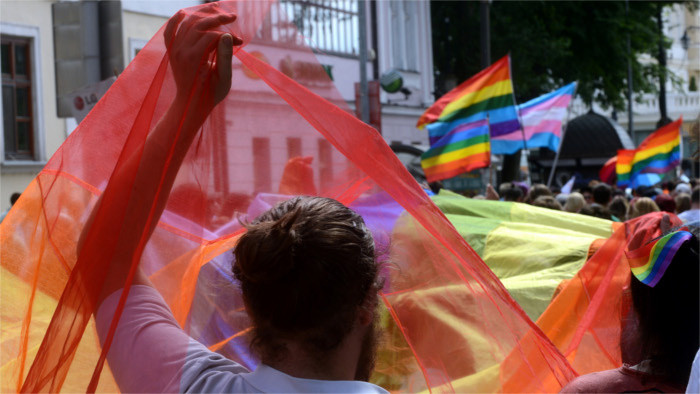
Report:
431,1,688,110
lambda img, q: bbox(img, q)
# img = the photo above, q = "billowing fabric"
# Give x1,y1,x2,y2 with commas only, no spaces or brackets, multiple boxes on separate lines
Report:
0,2,577,392
534,212,683,378
429,190,613,320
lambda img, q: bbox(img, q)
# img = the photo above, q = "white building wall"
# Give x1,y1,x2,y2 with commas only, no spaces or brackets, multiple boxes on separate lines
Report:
375,0,433,147
0,0,65,211
0,0,435,212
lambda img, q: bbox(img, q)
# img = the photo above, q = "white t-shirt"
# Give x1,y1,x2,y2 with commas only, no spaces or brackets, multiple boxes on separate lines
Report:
96,285,388,393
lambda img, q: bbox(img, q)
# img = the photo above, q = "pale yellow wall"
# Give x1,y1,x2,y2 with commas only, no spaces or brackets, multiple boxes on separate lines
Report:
122,11,170,63
1,0,67,212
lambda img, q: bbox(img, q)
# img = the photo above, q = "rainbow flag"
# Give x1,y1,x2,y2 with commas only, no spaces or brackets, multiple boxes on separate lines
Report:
627,230,693,287
616,118,682,188
418,55,520,182
507,82,576,154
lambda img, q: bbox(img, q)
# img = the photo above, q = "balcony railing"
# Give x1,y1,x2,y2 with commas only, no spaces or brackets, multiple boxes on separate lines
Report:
257,0,359,58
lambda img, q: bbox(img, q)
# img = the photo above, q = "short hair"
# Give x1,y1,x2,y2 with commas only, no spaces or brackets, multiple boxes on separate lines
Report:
233,196,379,362
532,195,562,210
628,197,660,220
592,183,612,205
608,196,629,221
580,204,613,220
502,184,523,202
692,186,700,204
654,194,676,213
10,192,20,205
525,184,552,204
675,193,691,214
564,192,585,213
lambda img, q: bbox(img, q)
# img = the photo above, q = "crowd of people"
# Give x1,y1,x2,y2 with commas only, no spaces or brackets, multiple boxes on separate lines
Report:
479,178,699,225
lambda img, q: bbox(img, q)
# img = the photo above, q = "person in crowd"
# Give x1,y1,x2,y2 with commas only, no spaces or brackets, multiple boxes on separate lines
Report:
532,195,562,211
579,186,593,205
591,183,612,208
0,192,21,223
85,7,387,393
502,183,524,202
563,192,585,213
562,214,699,392
525,184,552,204
555,193,568,207
608,195,629,222
628,197,660,220
675,193,691,215
678,186,700,224
674,182,692,196
655,194,676,214
493,182,524,202
579,204,614,220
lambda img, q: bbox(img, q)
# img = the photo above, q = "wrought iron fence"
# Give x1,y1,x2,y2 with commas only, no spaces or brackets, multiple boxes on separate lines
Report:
260,0,359,57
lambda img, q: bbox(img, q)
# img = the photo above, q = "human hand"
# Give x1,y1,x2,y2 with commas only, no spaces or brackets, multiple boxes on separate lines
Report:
164,4,243,109
486,184,499,201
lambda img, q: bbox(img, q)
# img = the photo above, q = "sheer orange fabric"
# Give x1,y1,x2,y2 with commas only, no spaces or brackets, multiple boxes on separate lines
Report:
0,2,582,392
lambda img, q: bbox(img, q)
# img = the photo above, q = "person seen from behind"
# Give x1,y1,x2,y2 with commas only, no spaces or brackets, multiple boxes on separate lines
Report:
562,213,699,392
628,197,660,220
678,186,700,224
563,192,585,213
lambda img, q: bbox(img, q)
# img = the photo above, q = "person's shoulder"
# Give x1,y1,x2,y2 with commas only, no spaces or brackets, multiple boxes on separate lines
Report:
559,368,627,393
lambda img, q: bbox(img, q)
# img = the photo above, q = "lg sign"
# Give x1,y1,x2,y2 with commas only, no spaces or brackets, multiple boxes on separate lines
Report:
74,94,99,111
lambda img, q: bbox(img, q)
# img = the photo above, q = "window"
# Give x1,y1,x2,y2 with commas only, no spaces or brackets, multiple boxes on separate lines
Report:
318,139,333,191
389,1,419,71
2,37,34,160
1,23,44,165
287,137,302,159
253,137,271,193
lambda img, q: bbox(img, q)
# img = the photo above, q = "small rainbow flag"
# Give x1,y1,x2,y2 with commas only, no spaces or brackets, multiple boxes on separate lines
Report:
417,55,520,182
626,230,693,287
616,118,682,188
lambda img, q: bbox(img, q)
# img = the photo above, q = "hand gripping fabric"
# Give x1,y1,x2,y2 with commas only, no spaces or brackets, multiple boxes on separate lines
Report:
0,1,575,392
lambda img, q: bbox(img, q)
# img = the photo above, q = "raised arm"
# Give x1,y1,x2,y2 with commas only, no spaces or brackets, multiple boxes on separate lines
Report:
78,4,242,305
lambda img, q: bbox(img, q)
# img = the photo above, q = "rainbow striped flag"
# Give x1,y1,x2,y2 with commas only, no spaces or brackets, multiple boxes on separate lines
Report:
627,230,693,287
417,55,520,182
507,82,576,154
617,118,682,188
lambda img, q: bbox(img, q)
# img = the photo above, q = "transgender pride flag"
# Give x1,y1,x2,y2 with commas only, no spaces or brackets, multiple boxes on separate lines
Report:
492,82,576,154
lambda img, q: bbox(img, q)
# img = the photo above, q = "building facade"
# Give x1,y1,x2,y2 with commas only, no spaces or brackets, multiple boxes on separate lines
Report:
0,0,434,212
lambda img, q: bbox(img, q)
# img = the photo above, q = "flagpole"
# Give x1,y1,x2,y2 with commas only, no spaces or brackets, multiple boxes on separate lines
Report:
677,122,684,179
547,82,578,188
487,114,494,189
509,54,531,185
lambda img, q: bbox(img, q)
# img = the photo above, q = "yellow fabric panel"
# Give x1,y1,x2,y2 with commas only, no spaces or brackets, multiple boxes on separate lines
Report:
1,268,118,393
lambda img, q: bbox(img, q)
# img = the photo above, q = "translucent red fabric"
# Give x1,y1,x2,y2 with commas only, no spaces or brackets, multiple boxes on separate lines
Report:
0,1,602,392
